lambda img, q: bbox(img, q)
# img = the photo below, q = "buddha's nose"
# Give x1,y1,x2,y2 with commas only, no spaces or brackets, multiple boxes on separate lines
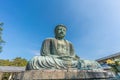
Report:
60,31,63,34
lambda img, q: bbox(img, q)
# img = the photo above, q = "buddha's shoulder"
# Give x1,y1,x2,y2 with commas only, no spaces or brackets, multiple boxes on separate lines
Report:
43,38,55,41
43,38,73,44
65,39,72,44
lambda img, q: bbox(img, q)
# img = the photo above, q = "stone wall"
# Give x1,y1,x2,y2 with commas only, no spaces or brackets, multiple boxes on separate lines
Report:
14,69,114,80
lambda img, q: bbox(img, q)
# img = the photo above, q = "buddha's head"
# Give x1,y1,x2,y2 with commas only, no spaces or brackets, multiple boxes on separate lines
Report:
54,24,67,40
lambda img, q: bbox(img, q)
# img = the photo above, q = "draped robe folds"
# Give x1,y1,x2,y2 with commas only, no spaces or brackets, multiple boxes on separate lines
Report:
26,38,102,70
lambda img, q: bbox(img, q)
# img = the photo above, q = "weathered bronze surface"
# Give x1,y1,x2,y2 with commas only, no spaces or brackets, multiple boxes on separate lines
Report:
26,24,101,70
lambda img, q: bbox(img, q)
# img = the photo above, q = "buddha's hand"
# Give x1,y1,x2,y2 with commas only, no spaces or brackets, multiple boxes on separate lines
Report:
50,55,59,58
59,55,76,59
59,55,69,58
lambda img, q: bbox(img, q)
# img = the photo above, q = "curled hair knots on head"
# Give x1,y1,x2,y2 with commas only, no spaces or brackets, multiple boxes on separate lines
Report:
54,24,67,34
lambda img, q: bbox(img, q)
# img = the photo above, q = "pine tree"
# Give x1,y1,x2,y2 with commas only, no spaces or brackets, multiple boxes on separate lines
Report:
0,22,5,52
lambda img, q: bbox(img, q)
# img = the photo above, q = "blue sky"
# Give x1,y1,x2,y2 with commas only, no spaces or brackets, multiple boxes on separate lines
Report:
0,0,120,60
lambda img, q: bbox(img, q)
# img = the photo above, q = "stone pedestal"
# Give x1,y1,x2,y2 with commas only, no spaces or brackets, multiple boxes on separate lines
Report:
14,69,114,80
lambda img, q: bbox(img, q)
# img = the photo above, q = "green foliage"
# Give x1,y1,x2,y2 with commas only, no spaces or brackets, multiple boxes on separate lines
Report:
0,22,5,53
11,57,28,66
0,59,11,66
2,73,10,80
110,64,119,74
106,59,120,75
0,57,28,66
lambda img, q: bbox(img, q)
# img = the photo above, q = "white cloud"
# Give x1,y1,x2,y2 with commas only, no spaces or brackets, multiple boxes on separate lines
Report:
30,50,40,56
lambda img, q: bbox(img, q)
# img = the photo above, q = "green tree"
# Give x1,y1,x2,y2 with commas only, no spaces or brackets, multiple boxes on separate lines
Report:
0,22,5,52
0,59,11,66
12,57,28,66
0,57,28,66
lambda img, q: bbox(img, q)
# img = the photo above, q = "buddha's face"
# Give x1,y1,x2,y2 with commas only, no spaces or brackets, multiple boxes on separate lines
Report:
55,26,66,39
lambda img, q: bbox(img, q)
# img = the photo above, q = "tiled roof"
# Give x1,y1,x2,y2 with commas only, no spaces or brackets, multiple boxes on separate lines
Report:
0,66,25,72
96,52,120,61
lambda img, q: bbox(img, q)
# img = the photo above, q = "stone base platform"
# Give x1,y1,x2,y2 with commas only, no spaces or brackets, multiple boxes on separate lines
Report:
14,69,115,80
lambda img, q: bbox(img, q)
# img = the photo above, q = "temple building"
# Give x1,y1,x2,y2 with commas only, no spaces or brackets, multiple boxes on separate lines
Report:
96,52,120,71
96,52,120,64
